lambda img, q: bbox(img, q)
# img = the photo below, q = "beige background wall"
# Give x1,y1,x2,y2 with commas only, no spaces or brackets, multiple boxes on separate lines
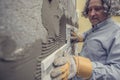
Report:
76,0,120,52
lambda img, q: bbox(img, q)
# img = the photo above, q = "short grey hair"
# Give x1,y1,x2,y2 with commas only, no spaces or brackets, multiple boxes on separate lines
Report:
82,0,112,17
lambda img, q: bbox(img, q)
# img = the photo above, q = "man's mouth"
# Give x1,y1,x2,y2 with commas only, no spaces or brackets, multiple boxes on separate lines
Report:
91,18,99,22
91,17,98,20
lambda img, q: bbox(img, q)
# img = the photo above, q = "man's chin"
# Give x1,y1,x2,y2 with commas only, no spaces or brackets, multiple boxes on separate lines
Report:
92,23,98,26
91,20,99,26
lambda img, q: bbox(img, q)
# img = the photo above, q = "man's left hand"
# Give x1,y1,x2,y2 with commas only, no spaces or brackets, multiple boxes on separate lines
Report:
50,55,77,80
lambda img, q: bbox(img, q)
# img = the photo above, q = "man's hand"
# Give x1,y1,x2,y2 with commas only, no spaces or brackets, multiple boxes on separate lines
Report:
50,55,77,80
70,31,83,43
50,54,93,80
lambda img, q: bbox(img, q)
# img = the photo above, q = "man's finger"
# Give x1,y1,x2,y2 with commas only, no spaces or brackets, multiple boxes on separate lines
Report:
54,57,67,66
71,31,77,36
51,63,70,80
51,67,63,78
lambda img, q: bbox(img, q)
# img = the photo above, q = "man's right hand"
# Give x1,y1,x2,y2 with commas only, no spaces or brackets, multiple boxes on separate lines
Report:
70,31,84,43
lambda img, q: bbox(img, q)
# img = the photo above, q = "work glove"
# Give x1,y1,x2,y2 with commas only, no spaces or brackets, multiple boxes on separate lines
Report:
50,54,92,80
70,31,83,43
50,54,76,80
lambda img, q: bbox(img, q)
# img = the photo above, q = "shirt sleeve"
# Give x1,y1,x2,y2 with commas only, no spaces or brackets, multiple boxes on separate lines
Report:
90,30,120,80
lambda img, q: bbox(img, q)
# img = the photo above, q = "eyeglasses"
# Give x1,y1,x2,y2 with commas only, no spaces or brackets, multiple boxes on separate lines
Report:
87,6,104,13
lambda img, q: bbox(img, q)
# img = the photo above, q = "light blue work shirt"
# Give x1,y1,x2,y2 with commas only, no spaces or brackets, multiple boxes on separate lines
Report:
74,18,120,80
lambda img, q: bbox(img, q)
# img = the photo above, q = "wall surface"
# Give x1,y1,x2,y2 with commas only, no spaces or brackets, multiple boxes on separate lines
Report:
0,0,77,80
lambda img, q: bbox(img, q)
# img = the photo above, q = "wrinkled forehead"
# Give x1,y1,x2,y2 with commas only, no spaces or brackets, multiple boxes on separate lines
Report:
88,0,103,8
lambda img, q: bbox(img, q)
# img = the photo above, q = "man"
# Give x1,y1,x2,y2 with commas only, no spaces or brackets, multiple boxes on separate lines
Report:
50,0,120,80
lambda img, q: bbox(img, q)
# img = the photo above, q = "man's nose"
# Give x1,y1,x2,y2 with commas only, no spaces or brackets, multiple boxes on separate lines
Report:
90,9,96,16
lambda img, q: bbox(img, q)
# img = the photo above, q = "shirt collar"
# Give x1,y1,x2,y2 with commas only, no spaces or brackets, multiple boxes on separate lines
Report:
91,18,113,32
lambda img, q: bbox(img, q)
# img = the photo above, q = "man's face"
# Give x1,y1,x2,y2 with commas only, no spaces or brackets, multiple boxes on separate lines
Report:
88,0,108,26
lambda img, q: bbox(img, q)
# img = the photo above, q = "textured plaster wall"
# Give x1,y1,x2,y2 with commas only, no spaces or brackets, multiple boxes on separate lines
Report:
0,0,48,49
0,0,77,80
0,0,77,61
